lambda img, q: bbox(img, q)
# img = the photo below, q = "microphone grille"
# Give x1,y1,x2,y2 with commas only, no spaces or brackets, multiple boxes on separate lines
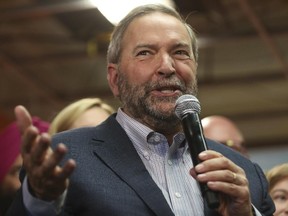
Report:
175,95,201,119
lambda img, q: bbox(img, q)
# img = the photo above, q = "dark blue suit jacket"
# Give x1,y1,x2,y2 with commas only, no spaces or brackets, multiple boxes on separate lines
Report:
7,115,275,216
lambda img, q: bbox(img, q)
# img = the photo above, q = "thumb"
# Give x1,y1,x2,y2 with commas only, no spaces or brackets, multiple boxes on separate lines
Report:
14,105,32,135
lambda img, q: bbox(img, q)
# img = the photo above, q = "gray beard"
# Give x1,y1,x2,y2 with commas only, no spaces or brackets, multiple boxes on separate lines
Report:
116,70,198,133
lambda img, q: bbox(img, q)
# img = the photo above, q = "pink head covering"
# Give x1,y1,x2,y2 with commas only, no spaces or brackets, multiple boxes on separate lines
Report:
0,117,49,183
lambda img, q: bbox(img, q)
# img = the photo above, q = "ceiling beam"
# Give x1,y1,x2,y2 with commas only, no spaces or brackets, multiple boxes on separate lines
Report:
0,53,62,107
237,0,288,78
199,71,285,85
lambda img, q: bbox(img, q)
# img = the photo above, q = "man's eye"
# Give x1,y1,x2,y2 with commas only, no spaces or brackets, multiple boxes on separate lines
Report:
137,50,150,56
175,50,190,56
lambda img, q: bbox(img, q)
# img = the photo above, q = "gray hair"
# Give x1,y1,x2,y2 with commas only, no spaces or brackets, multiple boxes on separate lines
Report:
107,4,198,64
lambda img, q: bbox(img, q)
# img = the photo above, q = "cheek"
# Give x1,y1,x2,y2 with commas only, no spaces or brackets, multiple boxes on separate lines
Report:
175,62,197,83
125,63,153,84
274,201,287,214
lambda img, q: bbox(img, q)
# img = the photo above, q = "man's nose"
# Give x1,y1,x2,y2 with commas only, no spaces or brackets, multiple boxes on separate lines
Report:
156,53,176,77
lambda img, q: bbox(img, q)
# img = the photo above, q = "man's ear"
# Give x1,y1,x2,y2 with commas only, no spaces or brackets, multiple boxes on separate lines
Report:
107,63,119,97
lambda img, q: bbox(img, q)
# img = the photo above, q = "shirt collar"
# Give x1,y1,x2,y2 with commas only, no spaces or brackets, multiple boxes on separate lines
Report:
116,108,152,154
116,108,187,158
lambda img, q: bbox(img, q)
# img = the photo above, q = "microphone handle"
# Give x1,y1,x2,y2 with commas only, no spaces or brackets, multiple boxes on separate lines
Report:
182,113,220,209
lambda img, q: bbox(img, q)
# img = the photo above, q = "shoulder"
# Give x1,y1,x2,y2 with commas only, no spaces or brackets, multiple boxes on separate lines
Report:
53,114,117,140
206,139,249,163
50,114,119,149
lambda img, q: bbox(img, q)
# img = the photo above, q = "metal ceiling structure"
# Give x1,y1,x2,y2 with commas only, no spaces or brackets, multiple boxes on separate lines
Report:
0,0,288,149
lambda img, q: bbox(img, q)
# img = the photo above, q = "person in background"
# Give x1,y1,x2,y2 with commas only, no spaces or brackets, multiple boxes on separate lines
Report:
48,97,115,135
201,115,249,157
7,4,274,216
266,163,288,216
0,117,49,216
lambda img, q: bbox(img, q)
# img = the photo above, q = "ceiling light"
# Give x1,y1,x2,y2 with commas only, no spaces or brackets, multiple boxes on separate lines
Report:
89,0,175,25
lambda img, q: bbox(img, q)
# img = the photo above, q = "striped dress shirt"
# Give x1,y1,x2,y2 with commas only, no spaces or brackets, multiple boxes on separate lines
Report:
116,109,204,216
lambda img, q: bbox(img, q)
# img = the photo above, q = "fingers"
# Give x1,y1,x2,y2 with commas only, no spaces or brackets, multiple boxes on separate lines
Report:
196,169,248,196
15,105,40,156
15,105,76,201
21,126,40,155
57,159,76,180
207,179,250,201
27,143,76,201
195,150,241,174
30,133,51,165
191,150,248,192
192,150,253,215
231,172,237,183
37,144,76,182
41,144,69,176
14,105,32,134
195,151,246,180
191,150,250,198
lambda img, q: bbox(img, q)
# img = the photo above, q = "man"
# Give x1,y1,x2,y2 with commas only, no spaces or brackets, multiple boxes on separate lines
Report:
201,115,249,157
0,117,49,215
7,4,274,216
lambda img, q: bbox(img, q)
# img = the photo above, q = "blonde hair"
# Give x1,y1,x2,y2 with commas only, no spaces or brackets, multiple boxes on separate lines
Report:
49,98,115,135
266,163,288,192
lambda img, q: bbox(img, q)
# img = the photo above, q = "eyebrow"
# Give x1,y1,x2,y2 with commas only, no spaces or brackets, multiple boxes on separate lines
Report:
133,43,156,52
133,42,191,53
173,42,191,50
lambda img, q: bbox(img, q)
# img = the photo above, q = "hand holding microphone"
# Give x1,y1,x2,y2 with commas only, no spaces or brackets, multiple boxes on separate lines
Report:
175,94,220,209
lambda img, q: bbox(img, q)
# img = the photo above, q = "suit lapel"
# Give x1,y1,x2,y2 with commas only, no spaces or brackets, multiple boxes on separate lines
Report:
90,116,174,216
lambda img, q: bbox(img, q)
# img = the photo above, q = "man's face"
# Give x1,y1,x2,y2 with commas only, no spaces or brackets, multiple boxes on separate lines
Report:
108,12,198,131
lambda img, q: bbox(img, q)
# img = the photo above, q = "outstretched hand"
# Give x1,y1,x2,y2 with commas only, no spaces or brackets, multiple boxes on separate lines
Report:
190,150,253,216
15,105,76,201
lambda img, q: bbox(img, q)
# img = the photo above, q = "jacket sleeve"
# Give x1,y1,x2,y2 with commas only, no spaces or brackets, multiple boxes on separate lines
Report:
5,186,29,216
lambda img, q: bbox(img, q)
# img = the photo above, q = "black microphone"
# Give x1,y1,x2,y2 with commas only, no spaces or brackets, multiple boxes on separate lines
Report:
175,94,220,209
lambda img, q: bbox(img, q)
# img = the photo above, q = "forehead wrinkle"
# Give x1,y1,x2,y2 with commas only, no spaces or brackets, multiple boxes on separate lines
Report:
134,43,157,50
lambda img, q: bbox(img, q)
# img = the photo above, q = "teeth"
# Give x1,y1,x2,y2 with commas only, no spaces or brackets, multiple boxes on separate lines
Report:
160,89,174,93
